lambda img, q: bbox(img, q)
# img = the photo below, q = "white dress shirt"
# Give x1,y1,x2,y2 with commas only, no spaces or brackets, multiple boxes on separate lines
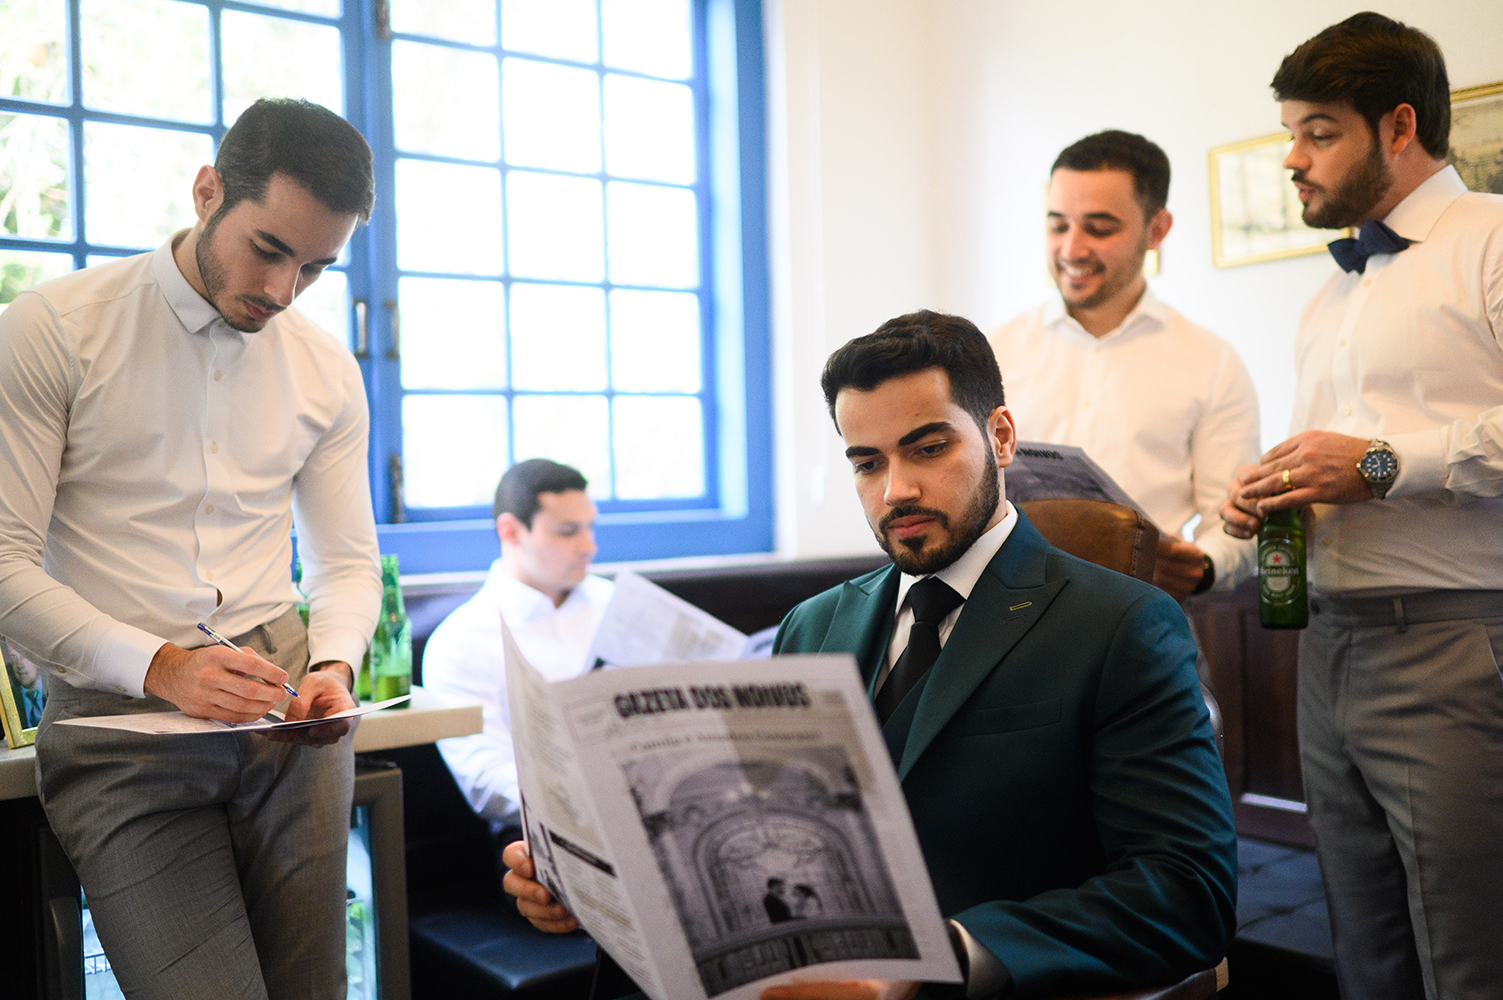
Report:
880,503,1017,685
989,286,1260,588
0,239,381,696
1291,165,1503,594
423,563,615,831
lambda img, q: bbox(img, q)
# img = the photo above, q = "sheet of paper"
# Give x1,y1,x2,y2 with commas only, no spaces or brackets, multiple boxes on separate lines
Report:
583,570,750,671
53,696,410,734
537,655,961,1000
1007,441,1160,529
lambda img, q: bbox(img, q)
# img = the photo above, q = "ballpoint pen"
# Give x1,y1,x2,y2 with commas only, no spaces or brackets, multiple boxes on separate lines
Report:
197,622,300,698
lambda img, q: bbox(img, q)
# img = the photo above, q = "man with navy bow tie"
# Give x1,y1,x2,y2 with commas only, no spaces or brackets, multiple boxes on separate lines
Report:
1222,13,1503,1000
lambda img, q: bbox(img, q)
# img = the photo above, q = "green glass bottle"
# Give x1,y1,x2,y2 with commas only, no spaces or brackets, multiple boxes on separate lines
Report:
356,645,372,702
1258,508,1308,629
371,555,412,705
293,559,310,630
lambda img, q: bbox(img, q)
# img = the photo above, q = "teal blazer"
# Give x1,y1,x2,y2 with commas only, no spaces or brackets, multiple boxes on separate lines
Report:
773,510,1237,998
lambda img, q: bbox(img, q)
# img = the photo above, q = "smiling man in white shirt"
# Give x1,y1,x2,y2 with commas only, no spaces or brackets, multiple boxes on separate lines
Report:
990,131,1260,601
1222,14,1503,999
423,458,614,857
0,99,381,999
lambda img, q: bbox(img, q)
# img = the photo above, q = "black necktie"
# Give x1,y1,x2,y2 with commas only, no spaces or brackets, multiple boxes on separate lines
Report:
875,577,964,724
1328,219,1412,274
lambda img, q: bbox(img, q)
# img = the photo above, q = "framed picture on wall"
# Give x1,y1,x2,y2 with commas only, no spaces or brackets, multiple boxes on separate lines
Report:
1450,81,1503,195
1,636,45,749
1208,132,1344,268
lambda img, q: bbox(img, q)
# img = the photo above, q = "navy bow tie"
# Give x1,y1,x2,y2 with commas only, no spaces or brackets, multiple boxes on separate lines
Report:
1328,219,1412,274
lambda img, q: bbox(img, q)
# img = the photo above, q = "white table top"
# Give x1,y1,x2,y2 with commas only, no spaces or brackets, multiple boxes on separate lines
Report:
0,685,482,801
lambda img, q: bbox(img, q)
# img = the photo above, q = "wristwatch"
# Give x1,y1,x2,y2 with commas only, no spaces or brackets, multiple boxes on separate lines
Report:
1357,439,1399,500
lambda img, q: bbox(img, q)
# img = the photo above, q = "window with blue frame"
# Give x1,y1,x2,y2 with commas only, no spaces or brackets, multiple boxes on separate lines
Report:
0,0,770,573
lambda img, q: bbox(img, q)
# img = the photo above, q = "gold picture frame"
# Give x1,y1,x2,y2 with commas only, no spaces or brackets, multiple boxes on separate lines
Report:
1449,81,1503,195
1,637,44,749
1208,132,1342,268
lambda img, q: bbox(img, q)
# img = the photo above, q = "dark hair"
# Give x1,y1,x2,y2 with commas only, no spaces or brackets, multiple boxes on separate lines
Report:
493,459,589,525
1271,12,1450,159
1051,130,1171,217
214,98,375,222
821,310,1004,435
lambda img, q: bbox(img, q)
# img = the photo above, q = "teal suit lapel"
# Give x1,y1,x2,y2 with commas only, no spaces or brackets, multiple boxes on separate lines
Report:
819,566,901,690
896,513,1068,780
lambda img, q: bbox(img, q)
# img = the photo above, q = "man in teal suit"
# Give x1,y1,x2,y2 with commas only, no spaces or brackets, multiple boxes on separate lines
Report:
505,311,1236,1000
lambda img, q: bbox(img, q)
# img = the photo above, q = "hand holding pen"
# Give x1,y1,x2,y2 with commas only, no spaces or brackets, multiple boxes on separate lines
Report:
197,623,299,698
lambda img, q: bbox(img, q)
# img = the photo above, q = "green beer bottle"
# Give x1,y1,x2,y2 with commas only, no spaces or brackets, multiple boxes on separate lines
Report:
293,559,310,630
371,555,412,705
1258,508,1308,629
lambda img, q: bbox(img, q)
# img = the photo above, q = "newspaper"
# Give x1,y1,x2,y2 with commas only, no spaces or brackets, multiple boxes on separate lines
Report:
506,627,961,1000
584,570,767,670
1007,441,1159,529
52,696,410,734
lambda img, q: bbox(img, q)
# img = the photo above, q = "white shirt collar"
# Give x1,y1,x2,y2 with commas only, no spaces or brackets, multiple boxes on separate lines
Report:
1383,164,1467,244
485,560,589,625
1042,283,1166,343
893,501,1017,614
154,232,228,336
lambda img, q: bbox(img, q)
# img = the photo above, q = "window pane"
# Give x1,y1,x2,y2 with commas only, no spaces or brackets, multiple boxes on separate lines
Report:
293,269,349,350
1,0,69,104
237,0,341,16
400,277,507,390
601,0,692,80
603,76,694,184
0,249,72,312
501,0,596,63
501,58,600,173
395,159,503,274
609,290,700,392
221,10,344,124
506,172,602,282
389,0,496,46
509,283,605,391
80,0,212,123
392,41,500,161
613,395,703,499
403,394,508,508
84,124,211,249
512,394,611,497
0,113,71,239
606,182,697,288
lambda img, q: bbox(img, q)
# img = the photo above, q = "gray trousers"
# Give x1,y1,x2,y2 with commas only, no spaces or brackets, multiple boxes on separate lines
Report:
1298,590,1503,1000
36,608,354,1000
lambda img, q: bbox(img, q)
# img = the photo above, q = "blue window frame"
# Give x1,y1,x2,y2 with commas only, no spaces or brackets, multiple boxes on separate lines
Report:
0,0,770,574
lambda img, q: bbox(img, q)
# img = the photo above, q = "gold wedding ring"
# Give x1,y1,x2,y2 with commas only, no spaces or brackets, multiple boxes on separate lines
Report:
1281,468,1292,491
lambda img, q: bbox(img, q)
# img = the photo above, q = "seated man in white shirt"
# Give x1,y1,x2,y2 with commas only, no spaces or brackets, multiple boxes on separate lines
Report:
989,130,1261,600
423,458,615,852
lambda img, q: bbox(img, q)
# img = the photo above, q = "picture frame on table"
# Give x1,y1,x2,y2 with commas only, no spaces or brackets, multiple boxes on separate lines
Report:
1208,131,1348,268
1449,81,1503,195
1,636,45,749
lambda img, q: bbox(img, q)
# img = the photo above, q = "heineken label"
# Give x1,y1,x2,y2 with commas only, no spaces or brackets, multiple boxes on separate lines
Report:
1259,541,1303,606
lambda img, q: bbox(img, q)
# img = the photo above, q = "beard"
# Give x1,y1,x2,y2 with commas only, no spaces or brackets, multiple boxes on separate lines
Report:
195,209,279,332
874,451,1000,576
1055,228,1151,312
1298,139,1393,230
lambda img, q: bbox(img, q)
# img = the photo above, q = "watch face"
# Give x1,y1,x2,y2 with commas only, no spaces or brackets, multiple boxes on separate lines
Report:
1362,447,1398,482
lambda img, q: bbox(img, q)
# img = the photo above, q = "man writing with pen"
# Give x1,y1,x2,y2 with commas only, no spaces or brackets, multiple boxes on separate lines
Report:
0,99,381,1000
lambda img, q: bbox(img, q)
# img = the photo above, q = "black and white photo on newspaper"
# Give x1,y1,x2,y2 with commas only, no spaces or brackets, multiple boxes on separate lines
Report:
504,625,961,1000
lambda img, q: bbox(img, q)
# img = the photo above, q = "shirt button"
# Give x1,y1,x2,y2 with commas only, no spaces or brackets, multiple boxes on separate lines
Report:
205,504,215,514
1362,278,1373,288
206,571,215,582
1338,339,1347,347
1342,405,1351,415
209,442,219,454
213,370,222,381
1082,401,1091,409
1322,538,1333,548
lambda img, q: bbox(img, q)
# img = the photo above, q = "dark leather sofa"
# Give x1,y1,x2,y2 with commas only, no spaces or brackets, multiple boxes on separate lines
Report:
361,554,888,1000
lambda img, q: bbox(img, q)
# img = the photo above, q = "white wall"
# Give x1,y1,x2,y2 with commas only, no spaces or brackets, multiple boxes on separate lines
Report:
766,0,1503,558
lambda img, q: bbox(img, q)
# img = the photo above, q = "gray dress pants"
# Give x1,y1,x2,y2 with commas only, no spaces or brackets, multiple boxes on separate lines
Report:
1298,590,1503,1000
35,608,354,1000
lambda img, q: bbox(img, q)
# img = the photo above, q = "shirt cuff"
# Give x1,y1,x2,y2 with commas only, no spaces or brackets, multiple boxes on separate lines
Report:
948,919,1010,999
1382,427,1447,500
90,621,173,698
307,625,369,677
